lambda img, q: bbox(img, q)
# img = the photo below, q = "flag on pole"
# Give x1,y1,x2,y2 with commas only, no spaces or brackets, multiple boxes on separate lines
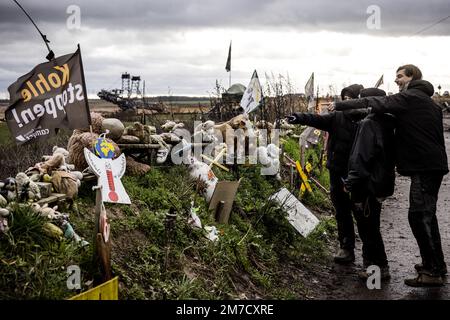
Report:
6,46,91,145
375,74,384,88
240,70,263,114
305,72,315,113
225,41,231,72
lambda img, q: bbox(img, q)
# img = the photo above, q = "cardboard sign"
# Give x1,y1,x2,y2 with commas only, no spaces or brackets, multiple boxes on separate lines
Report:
84,148,131,204
209,180,241,224
269,188,319,237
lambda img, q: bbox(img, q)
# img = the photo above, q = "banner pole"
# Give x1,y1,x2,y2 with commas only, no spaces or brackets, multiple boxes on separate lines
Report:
13,0,54,60
77,44,92,126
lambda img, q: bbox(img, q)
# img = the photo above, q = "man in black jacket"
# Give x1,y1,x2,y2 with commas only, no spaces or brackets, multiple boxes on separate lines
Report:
287,84,365,264
344,88,395,280
334,65,449,286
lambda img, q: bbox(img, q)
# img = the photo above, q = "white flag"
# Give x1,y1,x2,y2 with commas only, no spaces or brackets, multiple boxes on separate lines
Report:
375,74,384,88
240,70,263,114
305,72,314,98
305,72,315,113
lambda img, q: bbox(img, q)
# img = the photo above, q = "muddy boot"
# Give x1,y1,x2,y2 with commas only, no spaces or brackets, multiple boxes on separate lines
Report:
358,265,390,281
333,248,355,264
414,263,448,276
404,273,445,287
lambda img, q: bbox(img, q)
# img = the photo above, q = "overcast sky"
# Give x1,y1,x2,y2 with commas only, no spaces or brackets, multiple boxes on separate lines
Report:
0,0,449,98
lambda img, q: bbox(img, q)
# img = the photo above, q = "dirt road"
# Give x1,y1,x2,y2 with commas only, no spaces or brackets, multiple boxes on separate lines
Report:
312,115,450,300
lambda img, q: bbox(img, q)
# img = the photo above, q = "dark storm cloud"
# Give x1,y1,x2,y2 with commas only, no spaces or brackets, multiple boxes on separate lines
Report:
0,0,449,36
0,0,449,96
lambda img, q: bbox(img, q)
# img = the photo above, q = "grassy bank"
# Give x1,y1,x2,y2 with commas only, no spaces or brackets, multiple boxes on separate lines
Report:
0,135,336,300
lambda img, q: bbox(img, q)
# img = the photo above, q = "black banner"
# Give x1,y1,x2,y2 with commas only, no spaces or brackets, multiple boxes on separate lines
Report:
6,46,90,144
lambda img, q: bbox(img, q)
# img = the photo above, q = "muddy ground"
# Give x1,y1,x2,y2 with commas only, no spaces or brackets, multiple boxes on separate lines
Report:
303,115,450,300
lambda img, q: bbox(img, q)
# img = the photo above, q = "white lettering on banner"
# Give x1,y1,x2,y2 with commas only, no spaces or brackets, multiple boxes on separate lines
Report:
11,82,84,128
15,128,50,142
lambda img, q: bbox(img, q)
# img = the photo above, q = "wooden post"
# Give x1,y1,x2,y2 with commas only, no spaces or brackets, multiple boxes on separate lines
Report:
93,185,112,283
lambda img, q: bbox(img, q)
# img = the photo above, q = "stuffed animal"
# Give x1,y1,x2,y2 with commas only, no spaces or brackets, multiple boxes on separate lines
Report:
279,119,295,137
51,171,80,200
257,144,281,180
40,146,74,173
15,172,41,202
67,131,121,170
188,156,218,202
193,120,217,143
0,177,16,202
31,203,64,220
161,120,185,132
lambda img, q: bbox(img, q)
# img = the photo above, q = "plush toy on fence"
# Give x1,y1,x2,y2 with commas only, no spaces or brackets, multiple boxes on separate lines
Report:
279,119,296,137
193,120,217,143
161,120,185,133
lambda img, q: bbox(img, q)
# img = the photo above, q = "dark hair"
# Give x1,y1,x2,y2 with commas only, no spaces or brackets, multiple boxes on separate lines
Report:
396,64,422,80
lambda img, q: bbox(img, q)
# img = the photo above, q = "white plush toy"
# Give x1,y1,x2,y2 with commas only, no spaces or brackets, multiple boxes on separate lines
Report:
188,156,218,202
279,119,295,137
31,203,61,220
257,144,281,180
193,120,217,143
40,146,75,173
15,172,41,202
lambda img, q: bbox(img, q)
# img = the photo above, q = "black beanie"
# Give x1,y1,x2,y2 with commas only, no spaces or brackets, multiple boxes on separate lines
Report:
341,84,364,100
360,88,386,97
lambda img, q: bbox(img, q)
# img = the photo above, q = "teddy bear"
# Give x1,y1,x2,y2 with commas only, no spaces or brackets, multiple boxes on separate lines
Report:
193,120,217,143
39,146,74,173
15,172,41,202
0,177,17,202
257,143,281,180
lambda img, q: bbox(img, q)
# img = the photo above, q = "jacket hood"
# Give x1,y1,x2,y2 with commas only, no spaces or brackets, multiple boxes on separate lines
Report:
341,84,364,100
407,80,434,96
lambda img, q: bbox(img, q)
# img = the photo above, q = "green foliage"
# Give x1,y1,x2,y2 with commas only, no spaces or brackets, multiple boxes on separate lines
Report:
0,137,338,299
0,205,92,299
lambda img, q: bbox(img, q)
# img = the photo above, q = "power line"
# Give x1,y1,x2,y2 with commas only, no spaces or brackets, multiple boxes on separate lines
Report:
12,0,54,60
412,14,450,36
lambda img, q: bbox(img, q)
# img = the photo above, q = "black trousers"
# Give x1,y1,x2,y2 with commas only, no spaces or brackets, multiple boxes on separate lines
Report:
353,196,388,267
329,170,355,250
409,173,446,276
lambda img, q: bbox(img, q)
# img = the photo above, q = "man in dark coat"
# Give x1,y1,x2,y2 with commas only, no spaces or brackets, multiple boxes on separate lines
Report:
344,88,395,280
287,84,365,264
334,65,449,286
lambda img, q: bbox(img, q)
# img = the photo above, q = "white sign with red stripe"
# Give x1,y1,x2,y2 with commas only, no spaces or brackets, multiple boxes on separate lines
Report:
84,148,131,204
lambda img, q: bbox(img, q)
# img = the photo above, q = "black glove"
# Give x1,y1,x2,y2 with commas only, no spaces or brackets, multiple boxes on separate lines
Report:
286,115,297,124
